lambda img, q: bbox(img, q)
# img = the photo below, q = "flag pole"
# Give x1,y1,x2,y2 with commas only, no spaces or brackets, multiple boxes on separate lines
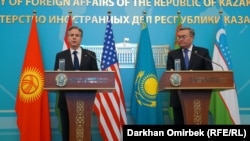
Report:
32,10,36,20
107,10,111,25
219,9,223,15
143,11,146,24
131,8,164,124
177,10,181,24
177,10,181,16
172,10,182,50
68,10,72,19
219,10,223,24
94,9,127,140
209,8,241,125
33,10,36,15
176,10,181,24
16,9,51,141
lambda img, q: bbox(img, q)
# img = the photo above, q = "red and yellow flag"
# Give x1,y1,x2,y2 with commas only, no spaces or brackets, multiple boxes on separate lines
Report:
15,14,51,141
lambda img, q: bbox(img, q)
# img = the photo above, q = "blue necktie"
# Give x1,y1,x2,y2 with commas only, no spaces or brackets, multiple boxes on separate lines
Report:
73,51,80,70
184,49,189,70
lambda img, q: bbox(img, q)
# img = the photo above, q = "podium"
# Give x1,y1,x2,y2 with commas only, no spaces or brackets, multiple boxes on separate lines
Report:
44,71,115,141
159,71,234,124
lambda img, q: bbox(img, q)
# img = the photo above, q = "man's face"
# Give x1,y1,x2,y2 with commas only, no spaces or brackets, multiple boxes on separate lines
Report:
67,28,82,49
176,29,193,49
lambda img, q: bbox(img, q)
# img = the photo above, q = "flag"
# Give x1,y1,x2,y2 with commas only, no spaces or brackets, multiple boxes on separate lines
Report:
15,14,51,141
173,11,182,50
93,13,127,141
55,12,72,131
209,14,240,124
62,13,72,50
130,14,163,124
168,11,183,122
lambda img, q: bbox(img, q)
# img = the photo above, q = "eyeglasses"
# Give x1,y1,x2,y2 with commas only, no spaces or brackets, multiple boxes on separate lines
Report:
176,35,192,40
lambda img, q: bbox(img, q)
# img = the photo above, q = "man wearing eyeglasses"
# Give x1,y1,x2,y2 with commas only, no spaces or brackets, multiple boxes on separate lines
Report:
166,27,213,125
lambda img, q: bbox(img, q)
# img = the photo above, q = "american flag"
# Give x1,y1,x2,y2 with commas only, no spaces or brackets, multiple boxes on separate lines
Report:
93,14,127,141
210,14,240,124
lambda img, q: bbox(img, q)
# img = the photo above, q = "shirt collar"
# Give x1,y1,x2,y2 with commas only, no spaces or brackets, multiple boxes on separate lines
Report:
182,45,193,52
70,47,82,54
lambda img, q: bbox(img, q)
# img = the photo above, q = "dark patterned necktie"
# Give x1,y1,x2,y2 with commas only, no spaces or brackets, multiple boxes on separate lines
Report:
73,51,80,70
184,49,189,70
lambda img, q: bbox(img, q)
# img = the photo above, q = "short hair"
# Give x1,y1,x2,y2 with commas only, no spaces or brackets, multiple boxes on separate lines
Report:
178,27,195,37
67,26,83,37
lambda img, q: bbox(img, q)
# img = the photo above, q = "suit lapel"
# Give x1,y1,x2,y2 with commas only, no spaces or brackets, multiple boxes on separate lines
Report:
66,49,74,70
189,47,197,69
80,48,86,69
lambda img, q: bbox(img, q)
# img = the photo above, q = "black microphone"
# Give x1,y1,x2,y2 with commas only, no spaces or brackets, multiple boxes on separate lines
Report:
193,50,224,71
84,50,101,63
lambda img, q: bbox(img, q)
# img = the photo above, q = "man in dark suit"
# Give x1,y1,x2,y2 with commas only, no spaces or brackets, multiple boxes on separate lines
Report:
54,26,98,141
166,27,213,124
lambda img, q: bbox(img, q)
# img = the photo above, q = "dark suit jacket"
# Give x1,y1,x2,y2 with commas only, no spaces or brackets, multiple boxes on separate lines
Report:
54,48,98,71
166,46,213,107
54,47,98,109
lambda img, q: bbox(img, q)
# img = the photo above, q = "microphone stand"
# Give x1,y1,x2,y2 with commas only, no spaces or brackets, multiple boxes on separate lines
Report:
193,50,224,71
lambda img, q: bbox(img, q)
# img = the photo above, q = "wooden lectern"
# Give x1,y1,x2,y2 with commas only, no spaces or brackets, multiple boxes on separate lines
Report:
159,71,234,125
44,71,115,141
